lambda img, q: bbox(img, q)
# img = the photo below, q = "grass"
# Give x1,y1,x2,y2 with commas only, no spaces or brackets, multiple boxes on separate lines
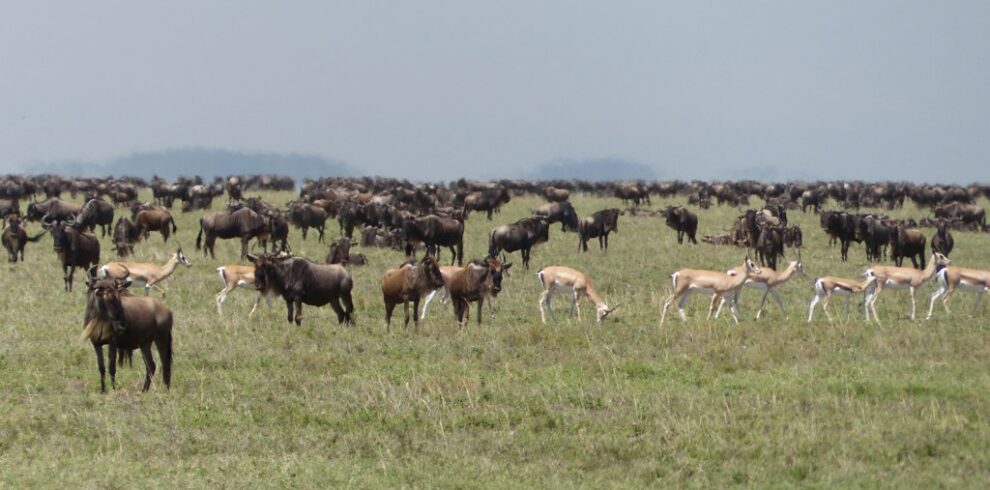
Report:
1,189,990,487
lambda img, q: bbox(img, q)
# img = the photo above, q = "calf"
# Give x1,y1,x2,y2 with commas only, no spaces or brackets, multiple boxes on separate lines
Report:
380,256,446,330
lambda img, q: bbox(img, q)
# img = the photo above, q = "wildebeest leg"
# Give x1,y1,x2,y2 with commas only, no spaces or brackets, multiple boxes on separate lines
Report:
341,291,354,324
94,344,107,393
689,230,697,244
294,299,304,326
140,344,156,392
240,237,250,260
384,299,396,331
477,298,485,325
412,297,421,329
598,235,604,250
329,297,347,325
317,225,326,243
604,232,609,251
206,237,217,259
301,226,308,240
402,301,411,328
108,344,118,390
285,298,294,324
63,264,71,292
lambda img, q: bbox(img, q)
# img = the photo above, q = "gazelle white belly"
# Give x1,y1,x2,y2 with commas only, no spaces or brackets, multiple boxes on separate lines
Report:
958,279,989,292
882,280,910,290
686,285,716,295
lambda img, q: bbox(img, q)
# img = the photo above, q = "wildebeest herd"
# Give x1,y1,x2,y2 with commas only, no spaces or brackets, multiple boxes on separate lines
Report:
3,174,990,393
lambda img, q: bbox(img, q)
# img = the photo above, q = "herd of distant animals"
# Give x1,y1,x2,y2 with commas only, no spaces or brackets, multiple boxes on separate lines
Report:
2,175,989,392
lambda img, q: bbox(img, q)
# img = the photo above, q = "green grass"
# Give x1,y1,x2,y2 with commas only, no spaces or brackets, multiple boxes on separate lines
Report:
2,190,990,487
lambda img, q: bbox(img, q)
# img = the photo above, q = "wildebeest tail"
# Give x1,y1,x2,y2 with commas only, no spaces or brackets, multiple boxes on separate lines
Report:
171,216,178,233
195,218,203,250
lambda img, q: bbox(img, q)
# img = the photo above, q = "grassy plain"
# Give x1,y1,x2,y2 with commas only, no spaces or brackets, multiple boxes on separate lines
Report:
1,189,989,487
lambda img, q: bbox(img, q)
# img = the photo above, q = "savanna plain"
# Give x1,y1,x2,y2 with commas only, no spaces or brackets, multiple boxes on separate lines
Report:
2,189,989,488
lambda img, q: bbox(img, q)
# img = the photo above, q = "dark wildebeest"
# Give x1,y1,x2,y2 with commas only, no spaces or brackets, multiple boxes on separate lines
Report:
533,201,579,232
935,202,986,229
135,207,177,243
857,216,890,262
76,198,115,237
783,226,803,249
889,225,927,269
931,219,954,257
402,215,464,265
0,198,20,219
660,205,698,245
447,256,512,326
326,237,368,266
112,217,141,257
462,187,511,220
288,202,329,242
578,209,621,252
249,253,355,326
26,197,80,222
801,189,824,213
43,216,101,291
197,207,268,259
380,256,446,330
81,274,173,393
488,218,550,270
755,225,785,271
257,211,290,253
2,215,45,262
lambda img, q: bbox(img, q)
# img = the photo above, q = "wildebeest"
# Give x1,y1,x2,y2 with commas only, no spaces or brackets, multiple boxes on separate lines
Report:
2,215,45,262
26,197,81,222
447,256,511,326
257,211,290,253
543,186,570,202
135,207,177,243
889,225,927,269
462,187,510,220
197,207,268,259
401,215,464,265
532,201,579,232
578,208,621,252
755,225,785,270
81,275,173,392
660,205,698,245
380,256,446,330
858,216,890,262
0,198,20,218
112,217,141,257
935,202,985,229
931,219,954,257
326,237,368,266
75,198,115,237
249,253,355,326
43,216,101,291
488,217,550,269
287,202,329,242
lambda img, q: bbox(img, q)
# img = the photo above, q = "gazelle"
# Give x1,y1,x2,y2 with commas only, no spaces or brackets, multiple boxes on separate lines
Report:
716,259,807,320
926,266,990,319
660,257,761,325
807,275,879,323
215,264,275,315
99,248,192,297
865,252,950,320
536,265,620,324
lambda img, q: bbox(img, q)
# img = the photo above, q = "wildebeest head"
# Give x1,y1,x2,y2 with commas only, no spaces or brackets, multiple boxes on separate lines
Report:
420,255,446,290
247,252,292,294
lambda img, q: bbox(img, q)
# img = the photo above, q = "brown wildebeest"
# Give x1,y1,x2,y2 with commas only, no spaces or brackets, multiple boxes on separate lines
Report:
380,256,446,330
660,205,698,245
42,215,100,292
197,207,268,259
889,225,927,269
578,209,621,252
75,198,115,237
543,186,570,202
401,214,464,265
931,219,954,257
112,217,141,257
533,201,579,232
462,187,510,220
81,274,173,393
26,197,81,222
326,237,367,266
447,256,512,326
488,217,550,269
249,253,355,326
288,201,329,242
2,215,45,262
135,207,177,243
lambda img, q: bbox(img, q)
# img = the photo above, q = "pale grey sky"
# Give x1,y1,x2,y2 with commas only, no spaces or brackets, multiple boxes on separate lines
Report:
1,1,988,181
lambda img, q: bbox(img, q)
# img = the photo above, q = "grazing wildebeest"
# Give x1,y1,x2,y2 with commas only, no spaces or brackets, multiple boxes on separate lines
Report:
447,256,511,326
197,207,268,259
26,197,80,222
135,207,177,243
660,205,698,245
112,217,141,257
249,253,355,326
288,202,329,242
75,198,115,237
380,256,446,330
931,219,954,257
488,218,550,270
462,187,511,219
2,215,45,262
533,201,579,232
578,209,621,252
43,216,100,292
81,275,173,392
889,225,927,269
402,215,464,265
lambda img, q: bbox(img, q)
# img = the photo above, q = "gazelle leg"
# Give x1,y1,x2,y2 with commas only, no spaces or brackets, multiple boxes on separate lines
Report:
706,294,719,320
821,293,833,322
771,289,786,319
808,294,820,323
538,290,549,324
909,286,917,320
573,290,581,322
928,286,946,319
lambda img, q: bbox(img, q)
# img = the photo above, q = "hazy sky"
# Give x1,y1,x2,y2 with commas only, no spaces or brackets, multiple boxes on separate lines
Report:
2,1,988,181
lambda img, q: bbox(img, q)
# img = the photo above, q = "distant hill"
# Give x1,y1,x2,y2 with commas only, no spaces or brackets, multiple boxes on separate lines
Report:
528,158,659,181
24,148,360,182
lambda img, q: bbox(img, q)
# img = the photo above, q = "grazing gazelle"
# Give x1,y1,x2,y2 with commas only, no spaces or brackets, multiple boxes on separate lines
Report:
99,247,192,297
536,265,620,324
660,257,761,325
926,266,990,319
807,275,879,323
865,252,950,320
214,264,276,316
716,259,807,320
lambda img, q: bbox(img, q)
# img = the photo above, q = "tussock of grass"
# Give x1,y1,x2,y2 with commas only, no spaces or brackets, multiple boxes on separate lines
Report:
1,190,989,486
